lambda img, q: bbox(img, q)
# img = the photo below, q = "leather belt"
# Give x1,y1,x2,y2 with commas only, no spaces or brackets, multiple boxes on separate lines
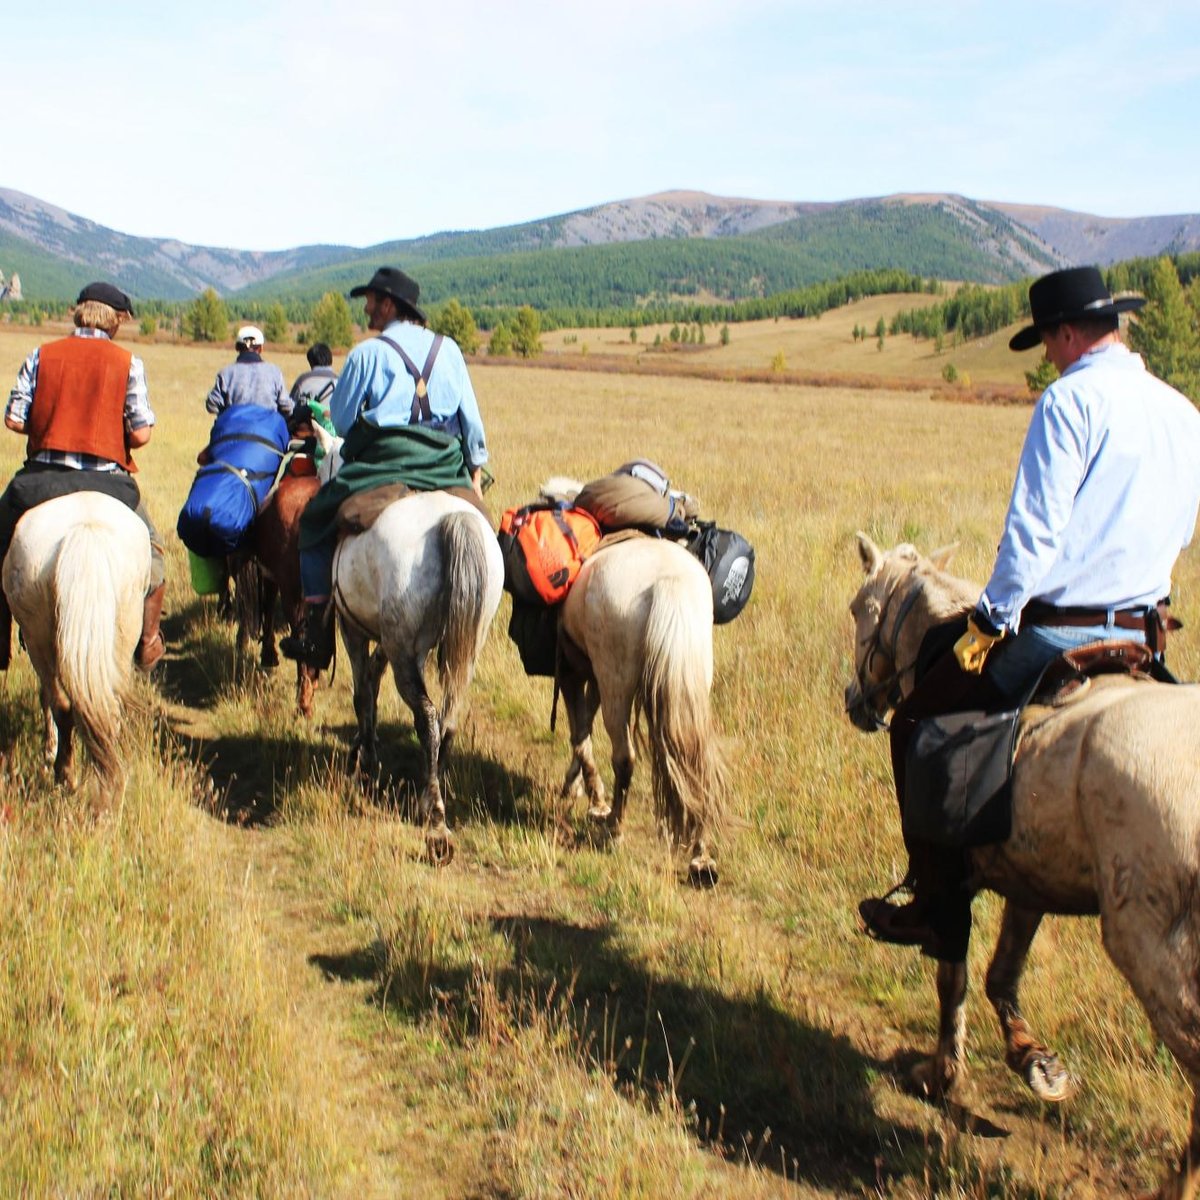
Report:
1022,598,1180,655
1022,601,1150,629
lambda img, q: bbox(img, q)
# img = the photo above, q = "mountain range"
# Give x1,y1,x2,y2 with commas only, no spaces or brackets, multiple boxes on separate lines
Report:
2,185,1198,308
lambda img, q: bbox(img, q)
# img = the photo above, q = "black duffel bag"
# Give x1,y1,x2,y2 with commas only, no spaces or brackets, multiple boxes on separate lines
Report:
686,521,755,624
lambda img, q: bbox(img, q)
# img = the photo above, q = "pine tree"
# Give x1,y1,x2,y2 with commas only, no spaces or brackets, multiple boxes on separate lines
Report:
432,298,479,355
187,288,228,342
488,323,514,356
510,306,542,358
309,291,355,350
1128,257,1200,402
263,301,289,344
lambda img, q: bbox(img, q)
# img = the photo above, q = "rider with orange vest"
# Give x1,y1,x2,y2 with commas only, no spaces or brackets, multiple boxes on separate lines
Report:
1,281,166,671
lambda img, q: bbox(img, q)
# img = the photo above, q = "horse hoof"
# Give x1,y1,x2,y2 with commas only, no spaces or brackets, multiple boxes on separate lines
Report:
1024,1052,1070,1103
587,802,613,823
425,829,455,867
910,1058,956,1101
687,857,719,888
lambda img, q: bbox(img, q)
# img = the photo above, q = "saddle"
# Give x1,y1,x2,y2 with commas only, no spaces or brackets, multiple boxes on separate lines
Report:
335,482,490,534
1033,639,1163,705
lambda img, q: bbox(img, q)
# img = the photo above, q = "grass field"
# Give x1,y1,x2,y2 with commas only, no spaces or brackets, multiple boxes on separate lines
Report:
0,320,1196,1197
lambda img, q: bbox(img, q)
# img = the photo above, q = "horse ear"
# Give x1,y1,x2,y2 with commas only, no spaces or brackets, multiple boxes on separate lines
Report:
856,531,882,574
928,542,958,570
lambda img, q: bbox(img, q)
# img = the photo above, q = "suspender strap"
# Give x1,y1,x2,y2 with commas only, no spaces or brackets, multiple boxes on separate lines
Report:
378,334,444,424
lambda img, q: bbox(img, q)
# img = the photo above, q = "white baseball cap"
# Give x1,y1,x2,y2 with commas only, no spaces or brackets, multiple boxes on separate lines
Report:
237,324,265,346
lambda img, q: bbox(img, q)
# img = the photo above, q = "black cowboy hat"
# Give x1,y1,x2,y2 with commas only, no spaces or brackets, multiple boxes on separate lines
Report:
1009,266,1144,351
76,281,135,317
348,266,426,324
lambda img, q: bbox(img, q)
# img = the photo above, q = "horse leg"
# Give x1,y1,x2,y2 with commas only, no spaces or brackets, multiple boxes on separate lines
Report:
345,631,385,780
559,669,606,815
41,691,57,772
393,657,453,866
259,573,279,670
910,959,969,1100
600,693,636,842
51,703,75,791
1143,1086,1200,1200
984,902,1070,1102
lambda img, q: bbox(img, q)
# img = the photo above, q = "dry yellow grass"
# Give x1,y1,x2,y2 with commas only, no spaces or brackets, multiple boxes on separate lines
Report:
0,322,1195,1197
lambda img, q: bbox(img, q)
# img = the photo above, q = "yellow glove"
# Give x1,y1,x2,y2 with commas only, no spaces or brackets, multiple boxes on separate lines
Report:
954,616,1005,674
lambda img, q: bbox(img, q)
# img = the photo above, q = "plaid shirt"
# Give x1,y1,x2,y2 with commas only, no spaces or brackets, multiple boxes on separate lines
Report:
6,328,155,472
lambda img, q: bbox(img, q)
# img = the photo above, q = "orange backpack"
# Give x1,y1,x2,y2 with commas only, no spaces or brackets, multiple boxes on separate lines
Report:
497,503,602,606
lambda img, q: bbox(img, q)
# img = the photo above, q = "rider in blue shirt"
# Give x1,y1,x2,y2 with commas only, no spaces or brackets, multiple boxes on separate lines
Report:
861,266,1200,957
280,267,488,670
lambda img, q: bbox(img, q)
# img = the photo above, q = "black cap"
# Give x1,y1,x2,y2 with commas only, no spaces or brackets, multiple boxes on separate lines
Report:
76,281,135,317
1009,266,1144,351
348,266,426,323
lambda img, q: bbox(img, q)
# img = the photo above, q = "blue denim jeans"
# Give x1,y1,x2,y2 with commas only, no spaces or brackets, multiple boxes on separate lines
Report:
988,619,1146,703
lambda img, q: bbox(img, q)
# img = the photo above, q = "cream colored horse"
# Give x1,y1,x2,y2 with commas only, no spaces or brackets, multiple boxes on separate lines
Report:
845,532,1200,1200
559,534,725,885
332,491,504,863
2,492,150,798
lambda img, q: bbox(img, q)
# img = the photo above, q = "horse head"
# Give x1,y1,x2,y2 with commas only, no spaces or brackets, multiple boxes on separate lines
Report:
845,532,965,730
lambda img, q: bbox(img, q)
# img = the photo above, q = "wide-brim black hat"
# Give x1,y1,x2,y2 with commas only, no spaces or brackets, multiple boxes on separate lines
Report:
348,266,426,324
1009,265,1144,351
76,280,135,317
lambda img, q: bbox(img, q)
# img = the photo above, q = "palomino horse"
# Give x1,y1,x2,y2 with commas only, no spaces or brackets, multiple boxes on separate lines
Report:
332,491,504,863
558,531,725,886
2,492,150,798
845,533,1200,1200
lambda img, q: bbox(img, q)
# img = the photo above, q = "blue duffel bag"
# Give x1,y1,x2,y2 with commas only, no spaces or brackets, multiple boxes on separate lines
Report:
177,406,289,558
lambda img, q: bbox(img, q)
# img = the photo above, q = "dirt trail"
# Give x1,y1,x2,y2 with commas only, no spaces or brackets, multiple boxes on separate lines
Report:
206,816,502,1200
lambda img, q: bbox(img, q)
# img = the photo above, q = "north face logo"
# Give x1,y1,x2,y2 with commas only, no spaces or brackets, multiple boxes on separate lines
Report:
721,556,750,604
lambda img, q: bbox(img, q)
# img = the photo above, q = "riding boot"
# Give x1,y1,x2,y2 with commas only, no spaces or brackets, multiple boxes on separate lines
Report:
279,602,334,671
136,582,167,673
0,591,10,671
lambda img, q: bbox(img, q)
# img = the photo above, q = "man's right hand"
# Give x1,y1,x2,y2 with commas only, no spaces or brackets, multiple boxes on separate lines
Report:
954,612,1005,674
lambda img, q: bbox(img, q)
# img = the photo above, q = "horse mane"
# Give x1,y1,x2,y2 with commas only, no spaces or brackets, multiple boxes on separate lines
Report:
910,550,978,622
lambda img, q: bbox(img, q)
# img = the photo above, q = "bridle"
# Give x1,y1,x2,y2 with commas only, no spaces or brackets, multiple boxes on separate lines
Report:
847,575,925,731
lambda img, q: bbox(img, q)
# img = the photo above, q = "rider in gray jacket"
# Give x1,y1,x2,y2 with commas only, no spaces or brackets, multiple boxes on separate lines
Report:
205,325,292,417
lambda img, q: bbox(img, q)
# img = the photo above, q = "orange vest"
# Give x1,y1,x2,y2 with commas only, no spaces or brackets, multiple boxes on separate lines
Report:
27,336,136,471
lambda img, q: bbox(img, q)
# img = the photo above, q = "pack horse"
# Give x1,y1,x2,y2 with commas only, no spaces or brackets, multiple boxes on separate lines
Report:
845,533,1200,1200
558,534,726,885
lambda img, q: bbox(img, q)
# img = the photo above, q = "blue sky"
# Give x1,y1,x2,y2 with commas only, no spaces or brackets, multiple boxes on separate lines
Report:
6,0,1198,251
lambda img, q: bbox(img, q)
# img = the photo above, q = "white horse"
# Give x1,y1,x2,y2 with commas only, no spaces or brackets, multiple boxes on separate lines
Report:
845,533,1200,1200
332,491,504,863
558,531,725,886
2,492,150,798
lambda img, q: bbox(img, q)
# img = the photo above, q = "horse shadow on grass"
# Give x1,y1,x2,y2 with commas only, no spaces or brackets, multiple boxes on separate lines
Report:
310,913,951,1194
169,719,535,831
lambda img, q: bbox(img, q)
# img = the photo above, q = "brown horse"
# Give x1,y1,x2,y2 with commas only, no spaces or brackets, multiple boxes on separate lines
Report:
225,430,322,716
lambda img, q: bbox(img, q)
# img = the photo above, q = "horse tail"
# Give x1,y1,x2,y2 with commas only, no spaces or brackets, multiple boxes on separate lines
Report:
637,576,726,847
436,511,490,720
54,523,131,793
